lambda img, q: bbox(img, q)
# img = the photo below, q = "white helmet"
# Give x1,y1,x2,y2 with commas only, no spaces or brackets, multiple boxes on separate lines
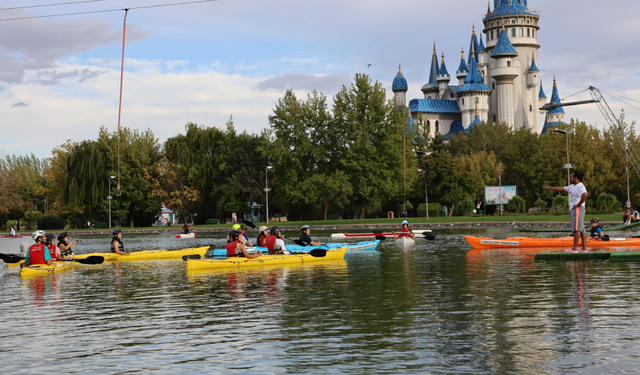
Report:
32,230,46,241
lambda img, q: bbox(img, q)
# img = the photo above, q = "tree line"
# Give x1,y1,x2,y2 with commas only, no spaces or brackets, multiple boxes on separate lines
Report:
0,74,637,229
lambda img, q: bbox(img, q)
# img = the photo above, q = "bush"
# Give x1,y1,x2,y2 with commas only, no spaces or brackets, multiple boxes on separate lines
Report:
24,211,44,230
457,199,475,215
506,195,526,213
416,203,440,218
534,198,547,209
37,215,66,230
552,195,568,210
596,192,622,213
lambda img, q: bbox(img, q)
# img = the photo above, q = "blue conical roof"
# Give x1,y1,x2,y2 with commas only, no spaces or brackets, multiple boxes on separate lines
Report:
457,49,468,74
468,26,480,63
478,34,486,52
547,78,565,114
539,81,547,99
438,53,449,77
392,65,408,92
528,57,539,72
491,28,518,57
487,0,529,18
459,47,491,93
427,44,439,86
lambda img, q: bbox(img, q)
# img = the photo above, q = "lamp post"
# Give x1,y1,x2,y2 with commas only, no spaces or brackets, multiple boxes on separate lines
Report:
416,152,433,220
43,195,47,215
108,176,116,228
552,129,575,186
265,166,273,224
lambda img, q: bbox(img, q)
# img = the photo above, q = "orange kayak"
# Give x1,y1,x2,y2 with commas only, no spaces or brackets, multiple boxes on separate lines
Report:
465,235,640,249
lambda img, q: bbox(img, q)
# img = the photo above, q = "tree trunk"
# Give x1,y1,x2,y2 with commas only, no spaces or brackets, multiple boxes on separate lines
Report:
359,199,366,219
129,211,135,228
448,203,455,220
324,205,328,221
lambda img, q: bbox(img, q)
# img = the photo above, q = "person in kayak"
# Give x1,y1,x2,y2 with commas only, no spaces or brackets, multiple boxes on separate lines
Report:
44,234,63,260
257,226,269,247
182,222,192,234
266,226,288,254
394,220,415,239
226,230,261,258
25,230,52,266
544,171,588,252
590,217,604,239
298,225,324,246
111,229,130,255
231,223,253,247
57,232,79,258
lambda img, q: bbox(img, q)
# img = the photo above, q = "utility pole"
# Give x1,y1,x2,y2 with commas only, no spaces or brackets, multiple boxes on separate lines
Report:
497,162,503,215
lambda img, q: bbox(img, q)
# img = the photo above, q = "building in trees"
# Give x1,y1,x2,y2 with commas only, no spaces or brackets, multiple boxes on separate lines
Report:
391,0,567,137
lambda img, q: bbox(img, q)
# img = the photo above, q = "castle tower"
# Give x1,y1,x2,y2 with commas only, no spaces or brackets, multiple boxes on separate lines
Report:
392,64,408,107
541,76,566,134
421,43,440,99
458,45,492,128
490,25,519,127
456,48,468,88
483,0,541,131
538,80,547,114
436,53,450,99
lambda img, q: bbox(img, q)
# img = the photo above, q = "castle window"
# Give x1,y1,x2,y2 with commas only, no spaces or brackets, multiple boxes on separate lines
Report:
491,30,494,39
435,121,440,133
527,28,530,37
511,28,516,37
426,120,431,133
507,61,511,67
492,82,496,89
511,19,516,24
527,19,530,24
520,28,524,37
462,98,465,105
530,105,533,112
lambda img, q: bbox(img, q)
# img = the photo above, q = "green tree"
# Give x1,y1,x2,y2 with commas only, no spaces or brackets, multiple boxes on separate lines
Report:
301,170,353,220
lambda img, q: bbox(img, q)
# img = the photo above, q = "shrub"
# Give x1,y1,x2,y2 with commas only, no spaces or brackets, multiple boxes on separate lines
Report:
457,199,475,215
534,198,547,209
506,195,526,213
596,192,621,213
37,215,66,230
24,211,44,230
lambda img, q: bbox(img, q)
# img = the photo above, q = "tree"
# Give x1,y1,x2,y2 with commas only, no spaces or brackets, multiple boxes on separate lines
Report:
146,157,200,223
302,170,353,220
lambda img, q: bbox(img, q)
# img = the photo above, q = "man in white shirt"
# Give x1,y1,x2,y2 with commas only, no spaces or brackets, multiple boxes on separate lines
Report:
544,171,588,252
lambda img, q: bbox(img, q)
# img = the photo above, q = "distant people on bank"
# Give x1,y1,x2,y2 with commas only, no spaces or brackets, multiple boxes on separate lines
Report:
590,217,604,239
25,230,52,266
182,223,192,234
111,229,130,255
266,226,288,255
57,232,78,258
226,230,261,258
298,225,324,246
623,207,639,225
394,220,415,240
257,226,269,247
544,171,588,252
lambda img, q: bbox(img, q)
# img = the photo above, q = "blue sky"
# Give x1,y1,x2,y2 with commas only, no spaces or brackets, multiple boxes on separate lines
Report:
2,0,640,158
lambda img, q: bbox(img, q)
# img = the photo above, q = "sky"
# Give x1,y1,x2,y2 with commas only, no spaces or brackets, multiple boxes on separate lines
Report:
1,0,640,158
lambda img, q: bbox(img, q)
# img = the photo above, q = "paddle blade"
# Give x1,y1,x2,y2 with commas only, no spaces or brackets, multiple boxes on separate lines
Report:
375,236,387,241
243,220,257,229
182,254,202,261
309,249,327,257
423,235,436,241
70,256,104,265
0,253,24,263
420,231,433,236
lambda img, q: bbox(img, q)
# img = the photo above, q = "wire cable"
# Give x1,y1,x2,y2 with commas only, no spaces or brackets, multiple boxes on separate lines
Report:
0,0,219,22
0,0,109,12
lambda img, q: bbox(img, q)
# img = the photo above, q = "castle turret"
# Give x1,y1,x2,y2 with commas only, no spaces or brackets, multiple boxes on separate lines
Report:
456,48,468,88
392,64,408,107
527,57,539,88
458,45,491,128
436,53,450,99
538,79,547,114
490,25,519,127
421,43,440,99
541,76,566,134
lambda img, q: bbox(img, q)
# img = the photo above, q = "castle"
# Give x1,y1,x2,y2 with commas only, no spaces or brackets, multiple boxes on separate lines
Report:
392,0,566,137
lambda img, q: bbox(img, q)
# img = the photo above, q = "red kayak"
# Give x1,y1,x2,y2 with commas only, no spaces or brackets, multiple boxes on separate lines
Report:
331,230,433,239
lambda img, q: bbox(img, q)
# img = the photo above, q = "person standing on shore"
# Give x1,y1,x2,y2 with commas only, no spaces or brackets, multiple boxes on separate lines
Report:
544,171,588,252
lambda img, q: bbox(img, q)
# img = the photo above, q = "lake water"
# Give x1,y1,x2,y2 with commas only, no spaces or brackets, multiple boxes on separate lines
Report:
2,228,640,374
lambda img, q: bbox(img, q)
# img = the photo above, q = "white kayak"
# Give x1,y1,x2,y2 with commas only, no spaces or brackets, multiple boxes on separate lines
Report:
395,236,416,247
176,233,197,239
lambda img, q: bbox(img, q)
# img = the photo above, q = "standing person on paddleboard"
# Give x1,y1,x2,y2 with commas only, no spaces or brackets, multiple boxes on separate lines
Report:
544,171,588,252
394,221,415,240
111,229,130,255
25,230,52,266
298,225,324,246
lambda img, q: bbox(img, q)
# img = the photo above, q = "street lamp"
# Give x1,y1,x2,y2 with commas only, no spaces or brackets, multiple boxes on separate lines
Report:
264,166,273,224
551,129,575,186
42,195,47,215
416,152,433,220
108,176,116,228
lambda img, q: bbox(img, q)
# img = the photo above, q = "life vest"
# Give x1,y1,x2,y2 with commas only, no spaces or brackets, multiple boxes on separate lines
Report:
265,235,277,253
111,238,124,253
257,234,267,247
590,226,603,238
28,243,47,265
226,240,242,257
47,245,58,259
58,240,73,257
399,228,412,238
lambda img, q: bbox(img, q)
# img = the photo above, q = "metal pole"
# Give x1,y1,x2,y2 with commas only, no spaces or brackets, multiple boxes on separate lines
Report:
627,164,631,205
265,168,269,224
498,162,503,216
108,178,112,229
565,132,571,186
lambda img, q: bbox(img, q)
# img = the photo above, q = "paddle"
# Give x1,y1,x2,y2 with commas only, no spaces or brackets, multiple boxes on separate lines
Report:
0,253,104,265
243,220,257,229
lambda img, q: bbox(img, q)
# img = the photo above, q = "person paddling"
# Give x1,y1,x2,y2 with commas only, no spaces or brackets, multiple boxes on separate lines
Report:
24,230,52,266
266,226,288,254
298,225,324,246
111,229,130,255
394,220,415,240
257,226,269,247
57,232,78,258
182,222,192,235
226,230,261,258
544,171,588,252
44,234,64,260
590,217,604,239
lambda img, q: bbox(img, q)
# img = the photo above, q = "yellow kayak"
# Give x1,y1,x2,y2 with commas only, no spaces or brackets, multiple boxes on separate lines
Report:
186,246,347,270
74,246,209,262
20,261,74,278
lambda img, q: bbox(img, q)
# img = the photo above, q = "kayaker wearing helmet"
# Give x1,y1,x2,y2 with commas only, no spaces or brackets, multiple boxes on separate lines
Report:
299,225,324,246
110,229,130,255
590,217,604,239
266,226,288,255
57,232,79,258
24,230,52,266
394,221,415,239
231,223,253,247
257,226,269,247
226,230,261,258
45,234,63,260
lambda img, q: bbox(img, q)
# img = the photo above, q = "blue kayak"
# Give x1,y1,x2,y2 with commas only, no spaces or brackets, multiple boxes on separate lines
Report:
212,240,379,257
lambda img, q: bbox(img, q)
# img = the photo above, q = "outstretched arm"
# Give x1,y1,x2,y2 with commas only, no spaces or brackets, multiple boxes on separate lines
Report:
544,186,565,193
